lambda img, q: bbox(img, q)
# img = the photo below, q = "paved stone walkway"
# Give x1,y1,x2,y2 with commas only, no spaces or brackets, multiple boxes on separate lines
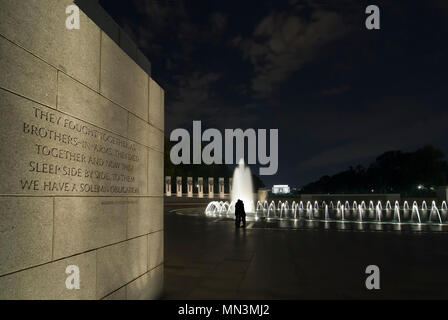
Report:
163,205,448,299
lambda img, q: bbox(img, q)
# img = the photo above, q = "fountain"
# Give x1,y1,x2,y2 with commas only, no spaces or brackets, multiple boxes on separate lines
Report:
205,195,448,230
267,201,276,219
204,159,255,218
203,159,447,230
230,158,255,213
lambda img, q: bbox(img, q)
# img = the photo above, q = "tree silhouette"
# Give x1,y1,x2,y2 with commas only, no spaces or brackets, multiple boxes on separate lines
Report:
301,145,447,196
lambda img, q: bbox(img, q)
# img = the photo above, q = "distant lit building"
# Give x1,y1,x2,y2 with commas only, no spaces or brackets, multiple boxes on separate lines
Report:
272,185,290,194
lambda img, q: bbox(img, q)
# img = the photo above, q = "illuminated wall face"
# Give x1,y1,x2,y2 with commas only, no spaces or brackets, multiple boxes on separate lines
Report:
0,0,164,300
272,185,290,194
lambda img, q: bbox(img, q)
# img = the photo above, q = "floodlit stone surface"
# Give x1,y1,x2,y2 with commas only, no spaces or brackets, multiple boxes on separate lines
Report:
96,236,147,299
0,0,101,90
127,265,163,300
148,150,164,197
149,78,164,131
0,90,148,196
53,197,128,259
103,286,126,300
127,196,164,238
100,33,149,120
150,197,164,233
0,0,164,299
148,125,164,153
0,251,96,300
148,231,164,270
0,197,53,276
58,72,128,137
0,36,57,107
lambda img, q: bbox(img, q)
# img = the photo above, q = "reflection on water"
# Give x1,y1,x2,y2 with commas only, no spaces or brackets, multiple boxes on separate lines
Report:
247,218,448,233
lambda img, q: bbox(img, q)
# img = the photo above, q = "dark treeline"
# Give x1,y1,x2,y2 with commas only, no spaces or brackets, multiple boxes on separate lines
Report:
301,146,448,196
164,137,265,192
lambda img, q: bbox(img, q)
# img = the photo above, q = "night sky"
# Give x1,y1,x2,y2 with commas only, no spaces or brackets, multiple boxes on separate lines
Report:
100,0,448,188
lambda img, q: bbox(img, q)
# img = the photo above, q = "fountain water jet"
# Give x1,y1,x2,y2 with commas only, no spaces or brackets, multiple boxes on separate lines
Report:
307,201,313,220
411,204,421,223
376,202,382,222
394,203,401,223
267,201,276,219
357,203,363,222
231,159,255,213
429,201,443,224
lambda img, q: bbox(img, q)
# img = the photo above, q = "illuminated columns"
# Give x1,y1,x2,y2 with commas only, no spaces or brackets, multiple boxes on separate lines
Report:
219,177,225,199
229,178,233,195
258,188,268,203
187,177,193,198
437,186,448,203
198,177,204,198
176,176,182,197
208,177,214,198
165,176,171,196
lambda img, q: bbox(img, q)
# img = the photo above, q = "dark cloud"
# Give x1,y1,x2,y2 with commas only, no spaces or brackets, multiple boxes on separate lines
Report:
231,2,353,97
321,85,352,96
167,71,222,128
101,0,448,187
209,12,228,34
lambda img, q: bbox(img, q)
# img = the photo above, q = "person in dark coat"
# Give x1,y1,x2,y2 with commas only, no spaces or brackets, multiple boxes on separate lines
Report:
235,203,240,228
235,199,241,227
235,199,246,228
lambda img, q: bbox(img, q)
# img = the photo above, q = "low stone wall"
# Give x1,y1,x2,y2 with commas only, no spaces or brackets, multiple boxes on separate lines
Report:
300,194,401,202
269,194,401,204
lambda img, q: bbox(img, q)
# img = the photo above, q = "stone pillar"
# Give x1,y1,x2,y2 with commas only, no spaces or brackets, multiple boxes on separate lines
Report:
176,176,182,197
258,188,268,203
187,177,193,198
197,177,204,198
208,177,214,198
165,176,171,196
229,178,233,194
437,186,448,203
219,177,225,199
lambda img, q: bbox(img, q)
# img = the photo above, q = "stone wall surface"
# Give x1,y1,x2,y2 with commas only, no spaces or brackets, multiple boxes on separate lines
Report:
0,0,164,300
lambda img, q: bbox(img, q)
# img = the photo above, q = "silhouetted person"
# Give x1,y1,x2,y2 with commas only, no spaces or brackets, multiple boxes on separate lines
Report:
235,199,241,228
235,207,240,228
235,199,246,228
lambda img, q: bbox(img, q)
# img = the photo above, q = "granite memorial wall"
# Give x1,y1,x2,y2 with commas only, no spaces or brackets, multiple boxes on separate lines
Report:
0,0,164,299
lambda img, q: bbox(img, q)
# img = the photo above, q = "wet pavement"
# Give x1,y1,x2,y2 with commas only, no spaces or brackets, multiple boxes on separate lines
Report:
163,205,448,299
